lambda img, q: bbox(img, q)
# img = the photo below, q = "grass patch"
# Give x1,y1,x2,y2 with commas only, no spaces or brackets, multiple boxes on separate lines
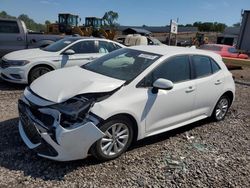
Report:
223,58,250,67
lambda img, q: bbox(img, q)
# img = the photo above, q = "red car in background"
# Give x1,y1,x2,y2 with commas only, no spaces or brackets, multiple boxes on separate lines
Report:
200,44,249,59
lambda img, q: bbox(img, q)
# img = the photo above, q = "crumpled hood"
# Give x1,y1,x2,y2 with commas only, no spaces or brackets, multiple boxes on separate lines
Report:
3,48,56,60
30,66,125,103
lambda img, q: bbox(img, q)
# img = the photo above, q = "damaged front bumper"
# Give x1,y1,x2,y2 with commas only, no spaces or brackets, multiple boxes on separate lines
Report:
18,99,105,161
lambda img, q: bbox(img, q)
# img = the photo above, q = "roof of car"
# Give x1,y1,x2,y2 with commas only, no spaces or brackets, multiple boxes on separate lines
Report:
62,36,125,47
128,45,222,59
64,36,106,40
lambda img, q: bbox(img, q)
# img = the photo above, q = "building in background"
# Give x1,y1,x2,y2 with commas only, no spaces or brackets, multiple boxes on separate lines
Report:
237,10,250,53
115,26,198,44
217,27,240,46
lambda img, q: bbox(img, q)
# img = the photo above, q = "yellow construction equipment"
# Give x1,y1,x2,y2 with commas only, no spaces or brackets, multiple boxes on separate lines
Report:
192,32,209,47
46,13,116,40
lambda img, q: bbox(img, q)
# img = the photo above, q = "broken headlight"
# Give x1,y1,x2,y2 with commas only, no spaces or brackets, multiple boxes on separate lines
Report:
51,96,94,127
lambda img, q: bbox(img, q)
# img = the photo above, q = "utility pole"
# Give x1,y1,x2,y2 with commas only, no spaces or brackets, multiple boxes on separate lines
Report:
168,20,172,45
168,19,178,46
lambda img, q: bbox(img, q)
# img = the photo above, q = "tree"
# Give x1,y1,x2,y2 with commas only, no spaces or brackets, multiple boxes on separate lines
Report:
0,11,46,32
45,20,51,25
192,21,226,32
18,14,45,31
0,11,16,19
233,22,240,27
103,11,119,27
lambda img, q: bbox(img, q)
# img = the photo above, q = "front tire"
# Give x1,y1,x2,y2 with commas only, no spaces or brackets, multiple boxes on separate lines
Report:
212,95,230,121
91,117,134,161
28,66,52,84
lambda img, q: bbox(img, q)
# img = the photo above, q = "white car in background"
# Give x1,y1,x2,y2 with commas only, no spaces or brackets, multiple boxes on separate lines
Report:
0,37,124,84
18,46,235,161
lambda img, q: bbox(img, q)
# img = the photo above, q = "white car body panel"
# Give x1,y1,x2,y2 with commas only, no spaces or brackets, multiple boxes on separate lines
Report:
18,45,235,161
19,120,105,161
3,48,56,60
192,72,225,117
30,66,125,103
1,38,124,84
144,80,196,134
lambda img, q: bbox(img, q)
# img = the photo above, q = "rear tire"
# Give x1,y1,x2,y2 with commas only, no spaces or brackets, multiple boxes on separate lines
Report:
212,95,230,121
91,116,134,161
28,66,52,84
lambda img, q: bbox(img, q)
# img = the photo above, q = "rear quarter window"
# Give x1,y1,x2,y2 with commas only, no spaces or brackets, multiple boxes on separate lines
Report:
0,21,20,33
211,59,221,73
192,55,212,78
192,55,222,78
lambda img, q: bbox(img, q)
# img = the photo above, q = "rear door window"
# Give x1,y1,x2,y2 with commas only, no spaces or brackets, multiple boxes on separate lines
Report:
70,40,98,54
98,41,121,53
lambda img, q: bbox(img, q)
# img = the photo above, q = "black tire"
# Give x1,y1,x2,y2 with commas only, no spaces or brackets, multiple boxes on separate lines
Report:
28,66,52,84
212,95,230,121
91,116,134,161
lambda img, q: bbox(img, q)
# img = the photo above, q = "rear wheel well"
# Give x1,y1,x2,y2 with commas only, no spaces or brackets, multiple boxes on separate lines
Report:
105,114,138,144
222,91,234,106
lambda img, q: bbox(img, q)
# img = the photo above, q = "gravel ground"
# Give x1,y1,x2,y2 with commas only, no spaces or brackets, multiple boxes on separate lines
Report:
0,70,249,187
231,67,250,82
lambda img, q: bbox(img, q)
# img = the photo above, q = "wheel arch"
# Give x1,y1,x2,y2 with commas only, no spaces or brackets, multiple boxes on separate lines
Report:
28,63,55,83
102,113,139,143
222,90,234,106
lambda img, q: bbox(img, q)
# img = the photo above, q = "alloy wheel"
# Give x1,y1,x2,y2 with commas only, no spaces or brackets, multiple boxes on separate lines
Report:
215,97,229,120
100,123,129,156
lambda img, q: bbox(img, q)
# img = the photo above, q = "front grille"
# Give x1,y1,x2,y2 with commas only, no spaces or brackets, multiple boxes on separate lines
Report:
30,108,54,127
35,139,58,157
19,101,41,144
0,59,9,69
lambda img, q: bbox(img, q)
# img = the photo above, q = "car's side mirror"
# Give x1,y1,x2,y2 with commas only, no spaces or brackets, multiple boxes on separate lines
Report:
152,78,174,93
63,49,75,55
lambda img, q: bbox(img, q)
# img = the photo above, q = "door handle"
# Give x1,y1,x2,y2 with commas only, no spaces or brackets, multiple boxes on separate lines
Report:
88,57,96,60
186,86,195,93
17,37,23,41
215,80,222,85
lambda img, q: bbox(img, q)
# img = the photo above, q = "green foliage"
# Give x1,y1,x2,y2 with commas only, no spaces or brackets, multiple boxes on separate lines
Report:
102,11,119,28
0,11,46,32
18,14,45,32
233,22,240,27
0,11,16,19
45,20,51,25
193,21,227,32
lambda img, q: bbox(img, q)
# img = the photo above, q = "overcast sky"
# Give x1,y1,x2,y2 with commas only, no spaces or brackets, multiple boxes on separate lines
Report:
1,0,249,26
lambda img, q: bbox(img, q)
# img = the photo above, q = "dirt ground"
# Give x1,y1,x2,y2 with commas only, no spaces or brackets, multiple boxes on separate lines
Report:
231,66,250,82
0,67,249,187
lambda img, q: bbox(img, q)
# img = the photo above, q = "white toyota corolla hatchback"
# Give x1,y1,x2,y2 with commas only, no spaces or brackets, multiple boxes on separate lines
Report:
18,46,235,161
0,37,123,84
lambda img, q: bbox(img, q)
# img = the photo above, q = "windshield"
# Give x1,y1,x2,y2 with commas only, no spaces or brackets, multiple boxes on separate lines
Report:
149,37,162,45
200,45,222,51
42,38,79,52
82,48,161,81
228,47,238,53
